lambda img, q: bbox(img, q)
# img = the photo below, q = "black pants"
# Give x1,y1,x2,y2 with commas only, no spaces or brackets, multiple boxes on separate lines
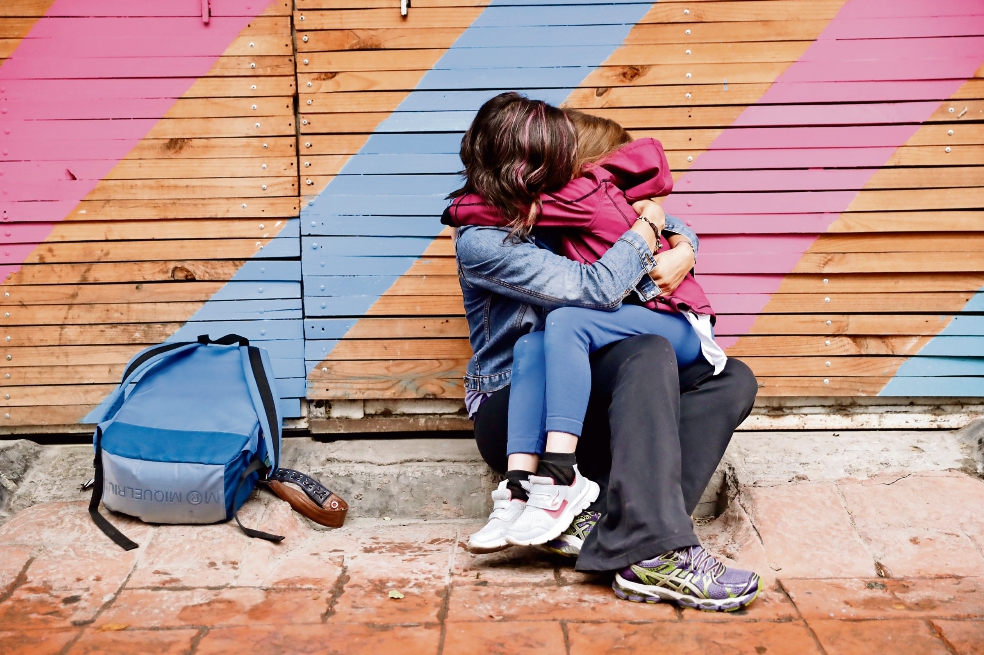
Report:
474,334,758,572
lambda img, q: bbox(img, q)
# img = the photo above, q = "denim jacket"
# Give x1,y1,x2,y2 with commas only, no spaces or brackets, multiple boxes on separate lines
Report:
454,217,699,392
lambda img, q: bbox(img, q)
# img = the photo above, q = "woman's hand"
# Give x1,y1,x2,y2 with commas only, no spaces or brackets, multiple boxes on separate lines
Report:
632,199,666,233
650,237,695,294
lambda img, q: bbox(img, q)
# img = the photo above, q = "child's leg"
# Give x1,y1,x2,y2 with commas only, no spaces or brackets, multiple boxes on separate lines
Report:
504,332,547,497
543,306,700,447
504,307,700,547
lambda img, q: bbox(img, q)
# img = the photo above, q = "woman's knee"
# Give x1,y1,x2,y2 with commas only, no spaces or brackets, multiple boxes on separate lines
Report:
619,333,677,367
723,357,758,409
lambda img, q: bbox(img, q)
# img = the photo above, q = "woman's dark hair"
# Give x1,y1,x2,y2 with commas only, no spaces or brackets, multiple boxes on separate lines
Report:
450,92,577,238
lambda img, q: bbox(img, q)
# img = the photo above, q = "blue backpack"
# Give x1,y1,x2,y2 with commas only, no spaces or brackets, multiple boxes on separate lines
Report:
88,335,286,550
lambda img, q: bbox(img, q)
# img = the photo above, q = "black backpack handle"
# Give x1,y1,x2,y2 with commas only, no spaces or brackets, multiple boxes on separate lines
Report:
197,334,250,347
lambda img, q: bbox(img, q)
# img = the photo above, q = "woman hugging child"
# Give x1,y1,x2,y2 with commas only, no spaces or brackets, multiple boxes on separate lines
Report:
442,93,726,555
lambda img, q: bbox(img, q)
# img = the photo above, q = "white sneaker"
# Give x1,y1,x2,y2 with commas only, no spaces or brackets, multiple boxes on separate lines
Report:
505,465,599,547
466,481,526,553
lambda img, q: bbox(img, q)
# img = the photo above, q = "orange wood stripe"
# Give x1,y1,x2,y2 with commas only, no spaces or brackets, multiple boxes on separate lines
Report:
3,2,295,426
753,77,983,376
296,3,491,202
313,0,851,391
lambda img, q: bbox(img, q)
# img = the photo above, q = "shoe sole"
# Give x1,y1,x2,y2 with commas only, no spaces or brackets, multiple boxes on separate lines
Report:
539,534,583,559
465,538,511,554
612,573,761,612
505,479,600,547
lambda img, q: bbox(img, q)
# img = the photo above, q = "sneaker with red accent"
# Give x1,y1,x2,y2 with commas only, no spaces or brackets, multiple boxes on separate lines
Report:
504,465,599,546
466,480,526,553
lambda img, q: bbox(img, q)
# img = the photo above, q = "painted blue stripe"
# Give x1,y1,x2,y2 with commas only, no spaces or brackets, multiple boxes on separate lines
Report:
304,276,403,296
339,154,464,175
301,1,655,368
306,340,340,367
306,297,385,317
453,24,643,46
305,236,440,257
881,292,984,396
880,377,984,397
270,358,305,378
167,319,304,343
303,256,439,276
304,217,445,237
187,299,302,321
324,175,458,196
312,196,448,216
225,260,301,282
210,281,300,301
250,237,300,259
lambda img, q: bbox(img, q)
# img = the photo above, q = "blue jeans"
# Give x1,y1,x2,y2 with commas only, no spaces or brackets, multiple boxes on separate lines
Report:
507,306,702,456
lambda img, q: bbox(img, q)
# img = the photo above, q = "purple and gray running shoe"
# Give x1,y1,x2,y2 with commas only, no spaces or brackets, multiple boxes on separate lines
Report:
613,545,761,612
540,510,600,558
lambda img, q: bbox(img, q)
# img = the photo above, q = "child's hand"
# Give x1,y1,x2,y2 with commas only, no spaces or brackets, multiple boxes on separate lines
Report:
632,199,666,233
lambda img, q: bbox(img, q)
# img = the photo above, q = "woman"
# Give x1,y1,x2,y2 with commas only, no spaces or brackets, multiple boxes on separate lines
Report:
446,93,761,611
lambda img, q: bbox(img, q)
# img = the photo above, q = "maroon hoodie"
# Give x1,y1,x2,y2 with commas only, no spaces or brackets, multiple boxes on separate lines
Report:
445,138,714,319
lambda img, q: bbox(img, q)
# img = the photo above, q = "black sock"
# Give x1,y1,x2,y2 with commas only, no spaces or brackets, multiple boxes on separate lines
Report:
505,470,531,502
536,452,577,486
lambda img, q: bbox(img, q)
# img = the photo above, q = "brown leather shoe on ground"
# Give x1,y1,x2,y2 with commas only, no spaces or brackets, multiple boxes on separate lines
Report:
265,468,348,528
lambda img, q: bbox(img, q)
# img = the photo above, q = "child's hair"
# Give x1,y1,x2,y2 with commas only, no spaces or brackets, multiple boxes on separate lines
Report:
566,109,633,172
451,92,577,239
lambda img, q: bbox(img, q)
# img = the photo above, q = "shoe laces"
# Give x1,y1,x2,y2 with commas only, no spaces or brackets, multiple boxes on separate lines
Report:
674,545,725,577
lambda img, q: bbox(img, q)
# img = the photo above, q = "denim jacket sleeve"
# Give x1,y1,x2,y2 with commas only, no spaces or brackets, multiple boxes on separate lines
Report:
663,214,699,260
455,225,657,311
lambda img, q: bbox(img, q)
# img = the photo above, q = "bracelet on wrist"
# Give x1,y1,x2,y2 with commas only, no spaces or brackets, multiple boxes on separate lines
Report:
636,217,662,251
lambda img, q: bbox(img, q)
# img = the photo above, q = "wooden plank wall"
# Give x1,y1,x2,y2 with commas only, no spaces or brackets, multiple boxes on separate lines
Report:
303,0,984,403
2,0,983,430
0,0,303,428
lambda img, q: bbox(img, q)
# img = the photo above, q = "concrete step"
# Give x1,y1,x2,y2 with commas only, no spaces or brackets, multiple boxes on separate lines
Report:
2,422,981,526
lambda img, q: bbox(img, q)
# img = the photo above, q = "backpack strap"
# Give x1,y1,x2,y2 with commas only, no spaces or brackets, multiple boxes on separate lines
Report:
245,345,281,471
89,426,139,551
233,457,285,543
121,341,191,381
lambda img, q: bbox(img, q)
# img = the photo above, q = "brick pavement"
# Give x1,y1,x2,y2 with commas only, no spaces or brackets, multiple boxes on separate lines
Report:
1,470,983,654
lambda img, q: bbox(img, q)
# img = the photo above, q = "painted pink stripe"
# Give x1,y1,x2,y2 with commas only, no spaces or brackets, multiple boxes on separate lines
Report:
682,169,917,193
800,36,984,62
8,97,203,119
671,191,863,214
731,102,942,127
681,214,848,235
0,0,275,278
699,236,821,253
31,0,273,17
0,223,60,243
3,138,178,163
824,16,984,39
776,58,984,83
20,30,260,59
708,125,922,150
714,315,799,336
691,148,900,170
761,80,968,104
4,57,258,79
700,276,787,294
661,0,984,348
836,0,983,19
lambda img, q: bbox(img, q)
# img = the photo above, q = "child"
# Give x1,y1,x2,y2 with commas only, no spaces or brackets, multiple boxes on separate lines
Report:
444,97,726,553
